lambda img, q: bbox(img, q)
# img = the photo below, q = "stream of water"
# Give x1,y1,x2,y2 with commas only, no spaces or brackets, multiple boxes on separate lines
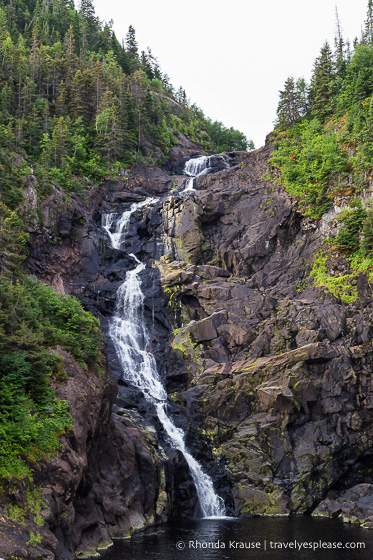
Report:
102,194,225,518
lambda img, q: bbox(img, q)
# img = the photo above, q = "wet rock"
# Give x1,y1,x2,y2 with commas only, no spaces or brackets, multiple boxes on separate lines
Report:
313,484,373,527
21,138,373,553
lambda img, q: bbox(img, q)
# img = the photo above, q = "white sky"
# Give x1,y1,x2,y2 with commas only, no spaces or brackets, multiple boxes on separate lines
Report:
92,0,368,148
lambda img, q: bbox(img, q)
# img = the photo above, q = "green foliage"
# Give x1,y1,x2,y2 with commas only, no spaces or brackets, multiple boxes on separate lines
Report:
331,200,367,253
310,41,335,120
0,202,28,278
0,0,250,209
361,201,373,256
28,531,42,546
5,487,45,527
276,77,309,127
272,14,373,224
0,278,103,482
204,119,254,152
308,251,358,303
271,119,348,217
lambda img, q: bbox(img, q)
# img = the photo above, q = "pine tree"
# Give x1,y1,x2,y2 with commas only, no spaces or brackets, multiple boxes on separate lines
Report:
126,25,139,73
310,41,335,120
361,201,373,256
364,0,373,45
276,77,302,126
95,89,124,160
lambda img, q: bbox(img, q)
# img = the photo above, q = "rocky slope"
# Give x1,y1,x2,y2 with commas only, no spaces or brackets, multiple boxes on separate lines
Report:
156,143,373,521
4,139,373,558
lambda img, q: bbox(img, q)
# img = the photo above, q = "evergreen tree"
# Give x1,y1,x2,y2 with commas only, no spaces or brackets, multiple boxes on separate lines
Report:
146,47,162,80
334,7,346,77
63,24,77,74
364,0,373,45
70,68,94,123
276,77,306,126
95,90,124,160
126,25,139,73
79,0,96,23
140,50,154,80
47,116,70,167
0,203,27,279
310,41,335,120
361,201,373,256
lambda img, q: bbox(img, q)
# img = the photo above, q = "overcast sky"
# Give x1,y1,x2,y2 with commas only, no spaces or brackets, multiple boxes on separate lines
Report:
92,0,369,149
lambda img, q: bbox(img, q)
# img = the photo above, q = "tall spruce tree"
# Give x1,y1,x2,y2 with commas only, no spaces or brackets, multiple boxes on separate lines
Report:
126,25,139,73
364,0,373,45
361,202,373,256
276,77,307,126
310,41,335,120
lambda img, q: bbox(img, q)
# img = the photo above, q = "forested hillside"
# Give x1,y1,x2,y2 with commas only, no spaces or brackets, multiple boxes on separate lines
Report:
0,0,251,207
0,0,251,497
270,1,373,298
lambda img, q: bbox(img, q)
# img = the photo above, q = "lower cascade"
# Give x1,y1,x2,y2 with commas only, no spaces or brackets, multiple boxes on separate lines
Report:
103,199,226,518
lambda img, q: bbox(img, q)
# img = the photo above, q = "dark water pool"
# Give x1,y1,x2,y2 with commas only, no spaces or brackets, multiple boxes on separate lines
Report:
100,517,373,559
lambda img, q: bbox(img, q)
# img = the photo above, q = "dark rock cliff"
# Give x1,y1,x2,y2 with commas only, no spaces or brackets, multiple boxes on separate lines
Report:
156,143,373,522
4,140,373,558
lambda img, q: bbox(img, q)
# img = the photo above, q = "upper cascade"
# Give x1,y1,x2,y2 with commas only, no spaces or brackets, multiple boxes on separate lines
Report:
184,155,229,177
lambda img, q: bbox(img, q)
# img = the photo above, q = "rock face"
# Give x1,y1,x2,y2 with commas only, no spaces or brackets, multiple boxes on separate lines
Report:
8,140,373,557
313,484,373,528
0,346,171,559
154,143,373,517
15,163,204,559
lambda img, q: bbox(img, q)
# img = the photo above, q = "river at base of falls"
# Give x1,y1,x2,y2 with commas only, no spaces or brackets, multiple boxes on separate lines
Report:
99,517,372,560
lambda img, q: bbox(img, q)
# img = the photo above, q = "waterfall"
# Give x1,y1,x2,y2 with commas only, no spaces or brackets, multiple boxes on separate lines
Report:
184,155,229,178
184,155,212,177
182,177,195,192
102,198,157,250
104,200,226,518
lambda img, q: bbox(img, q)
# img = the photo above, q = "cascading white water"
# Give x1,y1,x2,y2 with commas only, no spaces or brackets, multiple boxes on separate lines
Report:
182,155,229,193
104,200,226,518
102,198,157,250
156,403,225,518
182,177,195,192
184,155,212,177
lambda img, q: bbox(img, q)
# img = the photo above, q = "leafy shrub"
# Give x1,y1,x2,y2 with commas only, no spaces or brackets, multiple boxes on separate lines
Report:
308,251,358,303
361,201,373,257
271,119,348,217
331,200,366,253
0,278,103,482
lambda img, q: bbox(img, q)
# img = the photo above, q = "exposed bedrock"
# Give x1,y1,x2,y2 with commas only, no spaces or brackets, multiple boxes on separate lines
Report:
155,143,373,520
17,140,373,558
